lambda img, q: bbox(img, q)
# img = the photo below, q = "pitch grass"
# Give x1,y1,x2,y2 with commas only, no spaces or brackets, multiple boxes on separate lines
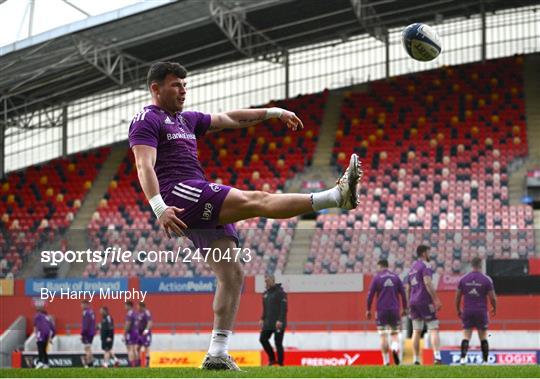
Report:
1,366,540,378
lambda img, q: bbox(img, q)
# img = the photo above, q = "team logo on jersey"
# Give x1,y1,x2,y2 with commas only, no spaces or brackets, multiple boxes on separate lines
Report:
164,116,174,125
177,114,187,126
202,203,213,221
468,288,480,296
209,183,222,193
383,278,394,287
410,277,418,286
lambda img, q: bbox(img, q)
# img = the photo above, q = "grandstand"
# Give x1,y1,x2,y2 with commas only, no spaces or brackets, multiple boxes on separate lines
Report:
0,0,540,372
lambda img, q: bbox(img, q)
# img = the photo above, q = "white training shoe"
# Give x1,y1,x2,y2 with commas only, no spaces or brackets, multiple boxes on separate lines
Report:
336,153,363,209
201,354,241,371
460,357,467,365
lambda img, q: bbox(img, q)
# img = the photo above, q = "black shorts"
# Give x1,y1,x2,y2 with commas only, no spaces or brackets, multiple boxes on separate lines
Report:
101,337,114,351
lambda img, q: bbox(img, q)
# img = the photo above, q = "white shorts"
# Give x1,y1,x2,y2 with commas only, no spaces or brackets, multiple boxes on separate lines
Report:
412,319,440,331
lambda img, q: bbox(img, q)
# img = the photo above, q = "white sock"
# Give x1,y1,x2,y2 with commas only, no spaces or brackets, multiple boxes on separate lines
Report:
311,187,340,211
208,329,232,357
413,354,419,363
391,341,399,352
382,352,390,365
434,350,441,360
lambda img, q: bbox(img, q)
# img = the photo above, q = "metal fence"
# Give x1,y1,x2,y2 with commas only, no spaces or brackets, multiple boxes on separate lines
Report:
4,5,539,173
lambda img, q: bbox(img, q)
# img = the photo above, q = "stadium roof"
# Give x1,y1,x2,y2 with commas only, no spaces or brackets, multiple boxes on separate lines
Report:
0,0,537,125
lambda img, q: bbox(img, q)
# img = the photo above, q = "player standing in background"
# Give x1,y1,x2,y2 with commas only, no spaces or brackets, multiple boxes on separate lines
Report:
33,305,55,369
129,62,363,370
98,307,118,368
455,257,497,365
405,245,442,365
81,300,96,368
124,301,139,367
366,259,407,366
137,302,153,367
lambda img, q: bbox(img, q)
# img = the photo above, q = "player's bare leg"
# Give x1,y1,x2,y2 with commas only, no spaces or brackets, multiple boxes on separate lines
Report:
390,331,400,365
379,332,390,365
460,329,473,364
219,154,362,224
430,329,442,364
201,237,243,370
412,330,422,365
478,329,489,364
103,350,110,368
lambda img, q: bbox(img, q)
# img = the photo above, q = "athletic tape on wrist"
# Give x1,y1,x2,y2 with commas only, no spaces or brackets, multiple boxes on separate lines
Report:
265,107,283,120
149,194,168,219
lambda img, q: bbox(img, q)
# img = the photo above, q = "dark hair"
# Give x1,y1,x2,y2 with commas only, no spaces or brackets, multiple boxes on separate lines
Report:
146,62,187,89
81,300,89,304
377,259,389,268
139,302,146,308
101,306,109,314
417,245,430,257
125,301,133,307
471,257,482,268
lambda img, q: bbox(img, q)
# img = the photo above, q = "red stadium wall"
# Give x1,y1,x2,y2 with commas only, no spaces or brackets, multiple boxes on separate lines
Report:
1,276,539,335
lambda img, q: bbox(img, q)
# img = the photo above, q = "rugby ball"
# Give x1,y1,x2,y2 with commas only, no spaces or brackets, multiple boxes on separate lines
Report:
402,23,442,61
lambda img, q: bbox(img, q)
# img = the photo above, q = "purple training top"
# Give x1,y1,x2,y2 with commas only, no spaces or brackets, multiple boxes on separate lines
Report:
458,271,494,311
81,308,95,337
407,259,434,306
128,105,211,195
136,309,152,333
125,309,138,335
367,269,407,311
34,312,55,342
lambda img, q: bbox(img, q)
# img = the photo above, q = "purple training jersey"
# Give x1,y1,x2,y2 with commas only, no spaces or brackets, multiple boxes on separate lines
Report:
34,312,55,342
125,309,138,345
81,308,95,338
367,269,407,311
407,259,434,306
128,105,211,195
458,271,494,312
136,309,152,333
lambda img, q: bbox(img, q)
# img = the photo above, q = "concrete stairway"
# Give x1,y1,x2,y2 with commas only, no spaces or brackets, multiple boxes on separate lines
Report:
284,220,316,274
65,143,128,277
524,54,540,164
534,210,540,258
509,54,540,204
286,90,345,193
284,89,350,274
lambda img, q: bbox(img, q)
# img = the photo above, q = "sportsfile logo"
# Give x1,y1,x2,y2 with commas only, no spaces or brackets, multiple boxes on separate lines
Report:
300,353,360,366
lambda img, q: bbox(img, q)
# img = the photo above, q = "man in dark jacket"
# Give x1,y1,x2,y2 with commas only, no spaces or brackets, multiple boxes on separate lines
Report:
259,274,287,366
98,307,118,368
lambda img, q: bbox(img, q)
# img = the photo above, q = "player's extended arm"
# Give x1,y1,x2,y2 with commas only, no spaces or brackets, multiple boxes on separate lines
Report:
404,283,410,308
399,280,408,315
132,145,187,237
124,320,131,334
144,320,153,334
488,290,497,316
208,108,303,133
366,280,376,319
455,289,462,317
423,276,442,310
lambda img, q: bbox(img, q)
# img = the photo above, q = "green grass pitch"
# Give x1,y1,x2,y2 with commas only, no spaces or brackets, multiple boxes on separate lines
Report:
1,366,540,378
